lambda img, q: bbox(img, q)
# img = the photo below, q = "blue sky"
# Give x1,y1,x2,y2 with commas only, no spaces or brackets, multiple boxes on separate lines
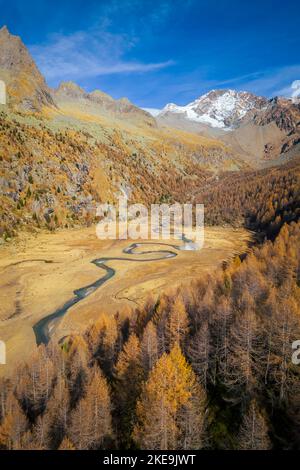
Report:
1,0,300,108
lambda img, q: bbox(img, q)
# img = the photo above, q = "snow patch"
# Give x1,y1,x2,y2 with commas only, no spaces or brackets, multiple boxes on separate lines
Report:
158,89,262,130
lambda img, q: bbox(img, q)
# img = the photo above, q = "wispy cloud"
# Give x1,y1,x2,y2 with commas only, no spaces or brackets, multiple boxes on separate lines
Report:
29,27,174,85
142,107,162,116
172,65,300,102
235,65,300,97
137,65,300,108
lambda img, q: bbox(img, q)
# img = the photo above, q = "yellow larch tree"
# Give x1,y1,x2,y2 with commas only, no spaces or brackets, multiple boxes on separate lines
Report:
133,344,206,450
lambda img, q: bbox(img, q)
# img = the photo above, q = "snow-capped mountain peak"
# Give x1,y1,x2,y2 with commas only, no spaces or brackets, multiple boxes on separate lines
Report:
158,89,267,130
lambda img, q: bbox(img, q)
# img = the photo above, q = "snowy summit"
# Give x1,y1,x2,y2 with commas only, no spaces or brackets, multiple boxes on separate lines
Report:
158,89,267,130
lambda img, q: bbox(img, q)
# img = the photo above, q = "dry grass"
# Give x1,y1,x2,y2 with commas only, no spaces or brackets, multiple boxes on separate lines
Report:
0,225,251,376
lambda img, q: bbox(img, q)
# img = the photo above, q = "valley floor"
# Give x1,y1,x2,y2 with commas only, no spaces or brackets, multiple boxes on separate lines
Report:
0,225,251,375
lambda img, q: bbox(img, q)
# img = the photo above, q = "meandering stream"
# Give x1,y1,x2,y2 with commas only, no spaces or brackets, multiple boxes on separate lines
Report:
33,237,195,345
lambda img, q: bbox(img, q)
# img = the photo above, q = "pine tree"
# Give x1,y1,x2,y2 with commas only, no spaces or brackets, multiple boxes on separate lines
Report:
0,377,9,423
223,298,263,404
66,335,89,406
177,380,207,450
264,296,300,404
114,334,144,446
167,296,189,350
141,321,158,374
0,395,28,450
15,345,54,419
133,344,206,450
187,320,211,391
43,374,70,449
28,415,47,450
238,400,271,450
68,366,113,450
86,314,118,375
153,294,172,355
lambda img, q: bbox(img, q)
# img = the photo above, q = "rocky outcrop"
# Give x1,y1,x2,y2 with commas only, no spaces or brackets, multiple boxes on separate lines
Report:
0,25,55,111
253,97,300,134
221,96,300,166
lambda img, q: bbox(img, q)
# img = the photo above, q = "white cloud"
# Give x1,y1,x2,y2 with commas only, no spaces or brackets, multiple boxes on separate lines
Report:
274,78,300,101
142,107,162,116
291,80,300,101
29,28,174,84
233,65,300,98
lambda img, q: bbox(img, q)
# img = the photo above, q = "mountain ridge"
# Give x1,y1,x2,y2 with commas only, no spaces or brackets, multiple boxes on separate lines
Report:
0,26,155,127
157,89,268,130
53,80,156,127
155,89,300,166
0,26,247,240
0,25,55,111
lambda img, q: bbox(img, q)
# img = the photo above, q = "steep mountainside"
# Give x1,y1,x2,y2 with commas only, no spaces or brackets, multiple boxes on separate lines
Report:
0,107,246,239
0,26,247,239
222,97,300,166
53,81,156,128
157,89,300,168
0,25,154,127
0,26,55,111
